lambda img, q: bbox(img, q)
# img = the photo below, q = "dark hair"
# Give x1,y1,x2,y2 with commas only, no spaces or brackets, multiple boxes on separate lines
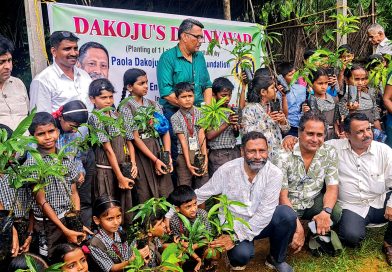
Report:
8,253,48,272
92,194,121,218
338,44,353,55
174,82,194,97
309,68,329,83
343,112,369,132
298,111,326,132
168,185,196,207
50,31,79,48
89,78,115,97
247,76,274,103
79,41,109,64
241,131,267,147
343,63,367,79
178,18,204,40
277,62,295,77
0,124,13,139
304,49,315,61
121,68,147,101
58,100,88,125
254,67,273,78
0,35,14,56
142,208,165,230
212,77,234,95
367,54,384,70
51,244,82,265
28,112,56,135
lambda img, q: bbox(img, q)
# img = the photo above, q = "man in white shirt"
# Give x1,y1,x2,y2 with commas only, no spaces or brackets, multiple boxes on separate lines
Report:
0,35,29,130
326,113,392,265
29,31,92,113
367,23,392,55
196,131,296,272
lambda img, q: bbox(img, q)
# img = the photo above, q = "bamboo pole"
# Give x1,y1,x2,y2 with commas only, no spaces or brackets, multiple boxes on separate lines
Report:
336,0,347,46
24,0,47,78
223,0,231,20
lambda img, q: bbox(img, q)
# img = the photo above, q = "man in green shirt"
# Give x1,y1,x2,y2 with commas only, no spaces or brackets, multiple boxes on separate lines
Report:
157,18,212,160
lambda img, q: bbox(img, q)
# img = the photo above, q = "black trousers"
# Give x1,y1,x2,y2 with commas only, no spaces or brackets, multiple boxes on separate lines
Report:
339,192,392,246
227,205,297,266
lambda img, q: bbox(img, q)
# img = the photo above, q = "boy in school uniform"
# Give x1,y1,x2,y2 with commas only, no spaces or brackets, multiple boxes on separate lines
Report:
170,82,208,189
25,112,86,258
206,77,240,176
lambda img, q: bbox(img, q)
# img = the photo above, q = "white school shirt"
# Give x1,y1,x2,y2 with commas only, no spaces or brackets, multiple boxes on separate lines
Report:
29,61,92,113
326,139,392,218
375,38,392,55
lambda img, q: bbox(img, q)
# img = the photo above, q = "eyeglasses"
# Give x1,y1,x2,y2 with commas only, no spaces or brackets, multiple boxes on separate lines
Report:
185,32,205,42
56,31,78,39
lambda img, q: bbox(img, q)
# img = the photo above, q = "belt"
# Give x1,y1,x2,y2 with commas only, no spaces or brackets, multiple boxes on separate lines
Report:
35,210,66,221
96,164,112,169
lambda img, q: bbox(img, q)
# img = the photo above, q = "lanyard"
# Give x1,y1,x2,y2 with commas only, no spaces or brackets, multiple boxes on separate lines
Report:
181,110,195,137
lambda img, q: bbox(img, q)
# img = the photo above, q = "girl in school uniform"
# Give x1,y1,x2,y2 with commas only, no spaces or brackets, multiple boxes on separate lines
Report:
119,68,173,204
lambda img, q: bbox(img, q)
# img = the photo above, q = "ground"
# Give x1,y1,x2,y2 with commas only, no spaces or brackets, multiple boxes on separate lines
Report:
217,227,391,272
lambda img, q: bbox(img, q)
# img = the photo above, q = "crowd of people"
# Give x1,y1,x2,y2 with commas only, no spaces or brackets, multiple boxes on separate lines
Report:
1,16,392,272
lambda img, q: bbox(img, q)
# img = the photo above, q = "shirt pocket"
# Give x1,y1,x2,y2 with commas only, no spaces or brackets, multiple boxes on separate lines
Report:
173,67,183,84
369,173,385,194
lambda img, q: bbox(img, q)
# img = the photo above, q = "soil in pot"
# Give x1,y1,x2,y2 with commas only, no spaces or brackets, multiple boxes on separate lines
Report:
120,161,134,186
136,236,149,250
13,218,29,245
0,210,14,261
65,210,84,243
158,150,171,173
193,154,206,175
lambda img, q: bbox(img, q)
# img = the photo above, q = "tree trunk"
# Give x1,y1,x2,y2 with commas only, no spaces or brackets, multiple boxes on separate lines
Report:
223,0,231,20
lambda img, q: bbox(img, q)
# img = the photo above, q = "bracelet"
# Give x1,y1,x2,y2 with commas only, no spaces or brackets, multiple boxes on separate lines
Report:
27,231,34,237
41,201,49,209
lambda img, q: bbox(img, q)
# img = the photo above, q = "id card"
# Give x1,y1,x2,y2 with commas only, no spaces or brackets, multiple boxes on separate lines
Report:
188,136,198,151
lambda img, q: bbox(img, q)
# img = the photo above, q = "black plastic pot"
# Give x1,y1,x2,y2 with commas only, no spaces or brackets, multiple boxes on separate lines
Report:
120,161,134,186
13,218,29,244
193,154,206,175
0,210,14,261
158,150,171,173
136,236,149,249
65,210,84,243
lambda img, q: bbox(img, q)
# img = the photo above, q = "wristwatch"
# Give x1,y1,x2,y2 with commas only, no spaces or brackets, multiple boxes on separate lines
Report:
323,207,332,215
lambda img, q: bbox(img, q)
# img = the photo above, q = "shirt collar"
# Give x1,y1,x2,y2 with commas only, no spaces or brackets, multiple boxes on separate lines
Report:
179,106,194,116
52,61,80,79
343,138,376,155
98,227,122,244
380,38,389,47
175,44,197,59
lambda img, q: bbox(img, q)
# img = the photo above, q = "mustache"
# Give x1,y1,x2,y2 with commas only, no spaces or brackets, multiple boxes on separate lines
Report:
363,136,372,142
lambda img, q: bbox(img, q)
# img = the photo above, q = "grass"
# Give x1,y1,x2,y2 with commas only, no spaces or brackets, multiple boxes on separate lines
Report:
218,226,390,272
289,226,389,272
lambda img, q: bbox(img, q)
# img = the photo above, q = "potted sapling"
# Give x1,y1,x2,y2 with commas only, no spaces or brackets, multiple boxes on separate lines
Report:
128,197,172,250
206,195,250,260
196,97,233,174
15,254,64,272
0,110,37,261
125,103,171,173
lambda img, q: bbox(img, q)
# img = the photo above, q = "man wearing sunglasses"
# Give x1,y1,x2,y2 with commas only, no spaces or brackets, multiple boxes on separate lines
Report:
30,31,92,113
157,18,212,165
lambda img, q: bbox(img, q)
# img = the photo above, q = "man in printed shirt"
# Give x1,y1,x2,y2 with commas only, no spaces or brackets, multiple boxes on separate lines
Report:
275,111,340,254
367,23,392,55
195,131,296,272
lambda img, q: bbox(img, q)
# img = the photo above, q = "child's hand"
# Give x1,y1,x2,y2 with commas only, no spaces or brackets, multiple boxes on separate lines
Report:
11,227,19,257
131,163,138,179
347,101,359,111
228,114,239,125
168,156,174,174
83,225,94,235
139,245,151,263
64,228,86,245
240,71,248,86
155,159,167,175
187,165,202,177
77,173,85,187
19,235,32,254
302,103,310,113
328,75,337,86
118,176,134,190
